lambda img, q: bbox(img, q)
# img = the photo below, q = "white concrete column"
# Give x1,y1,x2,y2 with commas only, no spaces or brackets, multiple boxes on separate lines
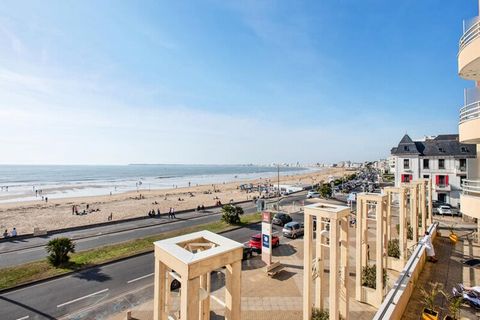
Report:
329,218,339,320
225,261,241,320
153,258,167,320
375,201,384,303
303,214,313,320
181,277,200,320
200,273,210,320
315,219,324,309
340,217,349,320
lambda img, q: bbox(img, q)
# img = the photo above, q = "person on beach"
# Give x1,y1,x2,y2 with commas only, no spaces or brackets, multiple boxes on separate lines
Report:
108,212,113,221
3,229,8,238
168,207,172,219
45,197,48,203
11,228,17,237
157,208,161,216
172,208,176,218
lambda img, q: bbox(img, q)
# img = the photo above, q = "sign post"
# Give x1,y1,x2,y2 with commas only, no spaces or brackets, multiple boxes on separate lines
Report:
261,211,272,265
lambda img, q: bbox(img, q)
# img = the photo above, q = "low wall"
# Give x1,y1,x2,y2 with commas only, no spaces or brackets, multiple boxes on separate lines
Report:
372,222,438,320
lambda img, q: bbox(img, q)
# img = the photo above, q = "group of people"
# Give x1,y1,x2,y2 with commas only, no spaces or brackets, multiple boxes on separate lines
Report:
3,227,17,239
147,207,176,219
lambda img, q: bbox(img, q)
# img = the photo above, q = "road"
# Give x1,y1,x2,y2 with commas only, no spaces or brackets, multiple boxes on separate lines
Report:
0,192,310,268
0,211,306,320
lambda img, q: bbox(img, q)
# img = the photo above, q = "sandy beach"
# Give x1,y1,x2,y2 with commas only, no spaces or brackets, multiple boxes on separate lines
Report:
0,168,347,234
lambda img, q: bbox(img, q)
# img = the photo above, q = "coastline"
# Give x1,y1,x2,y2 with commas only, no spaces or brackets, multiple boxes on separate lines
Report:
0,167,347,234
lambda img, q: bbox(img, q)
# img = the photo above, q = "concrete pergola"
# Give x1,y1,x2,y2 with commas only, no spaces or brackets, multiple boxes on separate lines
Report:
303,202,350,320
153,230,243,320
402,179,431,243
355,193,387,308
384,186,408,271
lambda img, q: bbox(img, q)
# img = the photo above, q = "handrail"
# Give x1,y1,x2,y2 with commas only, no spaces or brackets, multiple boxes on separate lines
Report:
460,16,480,51
462,179,480,194
459,101,480,124
373,222,438,320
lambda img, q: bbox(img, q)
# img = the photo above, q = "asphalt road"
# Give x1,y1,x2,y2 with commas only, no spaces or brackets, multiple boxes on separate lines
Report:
0,211,305,320
0,193,309,268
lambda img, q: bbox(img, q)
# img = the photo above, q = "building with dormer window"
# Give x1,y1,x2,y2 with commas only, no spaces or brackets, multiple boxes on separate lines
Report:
390,134,476,207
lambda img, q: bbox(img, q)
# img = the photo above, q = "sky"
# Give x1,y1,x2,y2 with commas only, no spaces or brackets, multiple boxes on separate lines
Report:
0,0,477,165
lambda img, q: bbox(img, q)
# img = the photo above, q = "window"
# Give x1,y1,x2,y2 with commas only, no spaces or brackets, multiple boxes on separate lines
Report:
435,175,449,186
403,159,410,169
423,159,430,169
423,175,430,179
401,174,412,183
461,147,467,153
459,159,466,171
438,159,445,169
404,146,409,151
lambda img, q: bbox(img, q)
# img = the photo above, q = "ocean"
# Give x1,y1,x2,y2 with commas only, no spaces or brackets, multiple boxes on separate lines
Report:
0,164,312,203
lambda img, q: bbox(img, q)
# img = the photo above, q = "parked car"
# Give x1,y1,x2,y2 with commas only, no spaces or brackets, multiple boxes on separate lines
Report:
307,190,320,199
272,212,292,226
282,221,304,239
248,233,280,253
437,205,459,216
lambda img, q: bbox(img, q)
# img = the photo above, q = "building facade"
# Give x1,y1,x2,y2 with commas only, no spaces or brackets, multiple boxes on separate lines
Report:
458,3,480,223
391,134,476,207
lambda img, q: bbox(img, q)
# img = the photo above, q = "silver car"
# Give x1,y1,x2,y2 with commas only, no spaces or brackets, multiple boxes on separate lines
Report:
282,221,304,239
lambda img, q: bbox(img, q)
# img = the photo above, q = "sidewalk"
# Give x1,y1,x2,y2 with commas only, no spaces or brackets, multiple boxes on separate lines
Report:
0,201,257,255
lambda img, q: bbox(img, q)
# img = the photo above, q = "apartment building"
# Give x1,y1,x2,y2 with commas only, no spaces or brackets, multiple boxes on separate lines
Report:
458,3,480,221
391,134,476,207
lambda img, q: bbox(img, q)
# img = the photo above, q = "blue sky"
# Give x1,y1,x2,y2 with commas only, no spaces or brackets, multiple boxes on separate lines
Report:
0,1,477,164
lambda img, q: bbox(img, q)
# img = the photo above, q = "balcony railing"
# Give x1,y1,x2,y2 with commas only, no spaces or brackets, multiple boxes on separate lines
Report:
460,16,480,51
435,184,451,191
462,179,480,195
459,87,480,124
455,166,467,174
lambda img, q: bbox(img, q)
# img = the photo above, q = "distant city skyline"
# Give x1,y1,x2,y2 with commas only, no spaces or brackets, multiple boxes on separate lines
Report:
0,1,476,165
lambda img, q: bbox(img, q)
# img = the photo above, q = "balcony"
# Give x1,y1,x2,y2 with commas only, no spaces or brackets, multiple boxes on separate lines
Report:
459,87,480,143
461,179,480,219
459,16,480,80
455,165,467,175
434,184,451,192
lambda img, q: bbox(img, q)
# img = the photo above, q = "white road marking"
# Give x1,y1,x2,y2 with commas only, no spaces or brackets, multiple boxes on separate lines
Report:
126,273,154,284
16,316,29,320
57,288,109,308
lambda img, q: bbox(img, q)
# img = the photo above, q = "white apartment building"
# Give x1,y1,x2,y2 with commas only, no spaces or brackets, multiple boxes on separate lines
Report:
391,134,476,207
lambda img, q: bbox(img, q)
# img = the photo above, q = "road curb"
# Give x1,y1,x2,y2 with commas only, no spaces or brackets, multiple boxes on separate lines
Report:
0,199,254,244
0,221,255,295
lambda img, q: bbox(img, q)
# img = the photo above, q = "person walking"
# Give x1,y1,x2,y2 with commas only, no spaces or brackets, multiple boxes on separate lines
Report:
421,231,437,262
168,207,172,219
172,207,176,219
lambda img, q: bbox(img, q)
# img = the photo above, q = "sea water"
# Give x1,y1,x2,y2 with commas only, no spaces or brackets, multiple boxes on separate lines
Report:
0,164,313,203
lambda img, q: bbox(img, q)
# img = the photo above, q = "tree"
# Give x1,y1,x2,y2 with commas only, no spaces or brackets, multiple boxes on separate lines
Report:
318,184,332,198
221,205,243,225
46,237,75,267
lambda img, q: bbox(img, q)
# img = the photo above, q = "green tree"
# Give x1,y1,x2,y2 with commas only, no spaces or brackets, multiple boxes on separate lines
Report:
46,237,76,267
318,184,332,198
221,205,242,225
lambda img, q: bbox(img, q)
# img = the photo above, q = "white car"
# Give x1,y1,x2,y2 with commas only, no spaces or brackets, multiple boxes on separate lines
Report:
437,205,454,216
306,191,320,199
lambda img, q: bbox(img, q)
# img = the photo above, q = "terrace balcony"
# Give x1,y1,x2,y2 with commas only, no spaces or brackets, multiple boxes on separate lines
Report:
461,179,480,219
459,87,480,143
459,16,480,80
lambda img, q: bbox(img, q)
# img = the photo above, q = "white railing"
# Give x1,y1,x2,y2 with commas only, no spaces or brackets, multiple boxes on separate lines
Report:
460,16,480,51
462,179,480,194
459,87,480,124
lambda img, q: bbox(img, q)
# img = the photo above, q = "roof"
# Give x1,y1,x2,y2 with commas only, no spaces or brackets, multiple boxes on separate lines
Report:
153,230,243,265
391,134,476,158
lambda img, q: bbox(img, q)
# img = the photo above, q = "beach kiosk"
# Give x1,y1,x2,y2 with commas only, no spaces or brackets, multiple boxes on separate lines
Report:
153,230,243,320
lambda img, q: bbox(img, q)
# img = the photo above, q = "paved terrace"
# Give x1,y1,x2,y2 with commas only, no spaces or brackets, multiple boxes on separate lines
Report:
402,229,480,320
107,235,380,320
